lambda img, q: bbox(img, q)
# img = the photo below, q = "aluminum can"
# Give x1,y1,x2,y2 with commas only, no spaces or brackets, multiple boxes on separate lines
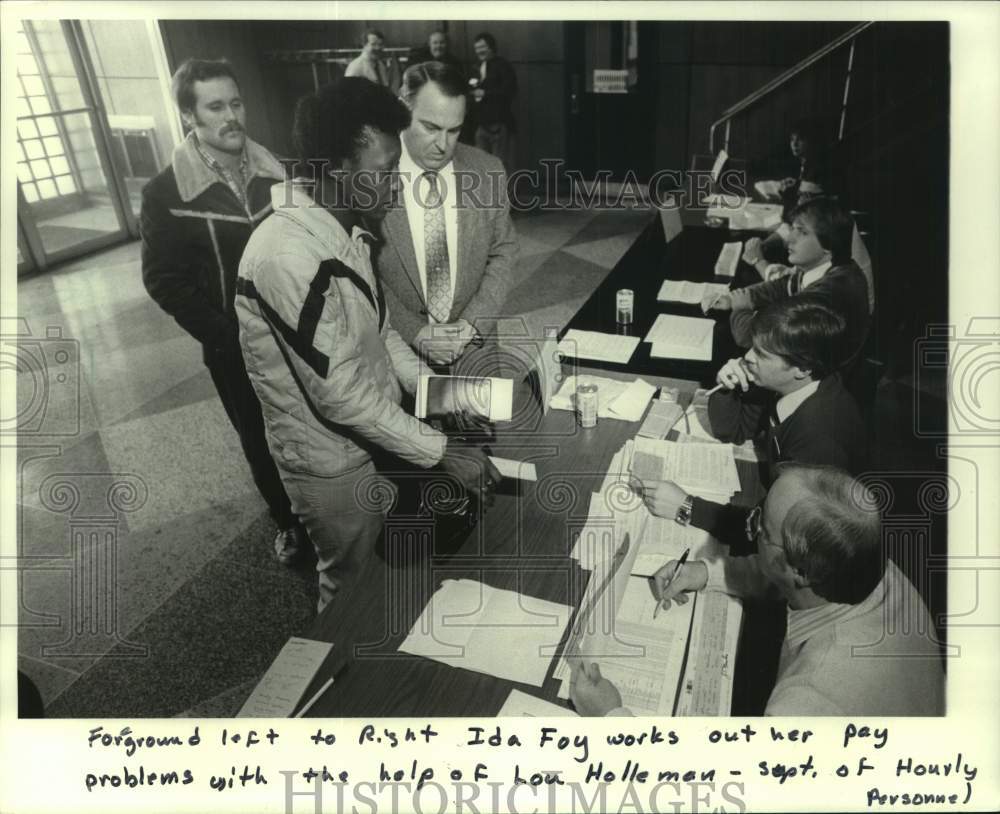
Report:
616,289,634,324
576,383,598,428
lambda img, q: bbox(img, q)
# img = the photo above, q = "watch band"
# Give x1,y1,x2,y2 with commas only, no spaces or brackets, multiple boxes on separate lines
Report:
674,495,694,526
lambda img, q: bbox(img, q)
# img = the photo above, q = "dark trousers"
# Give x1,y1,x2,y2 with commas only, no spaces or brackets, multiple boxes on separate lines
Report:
205,345,295,529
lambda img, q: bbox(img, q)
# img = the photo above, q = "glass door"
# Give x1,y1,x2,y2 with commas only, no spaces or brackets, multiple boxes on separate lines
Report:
14,19,132,270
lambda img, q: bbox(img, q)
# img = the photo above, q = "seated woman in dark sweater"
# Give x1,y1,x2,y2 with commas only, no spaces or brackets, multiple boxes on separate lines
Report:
635,298,867,551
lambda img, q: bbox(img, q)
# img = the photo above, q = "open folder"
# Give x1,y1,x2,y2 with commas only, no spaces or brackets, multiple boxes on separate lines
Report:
416,374,513,422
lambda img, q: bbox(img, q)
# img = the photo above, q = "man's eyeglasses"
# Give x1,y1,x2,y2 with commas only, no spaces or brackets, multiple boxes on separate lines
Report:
745,504,762,543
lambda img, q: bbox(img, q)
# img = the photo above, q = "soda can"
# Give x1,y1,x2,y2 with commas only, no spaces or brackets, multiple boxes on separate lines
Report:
576,383,599,428
616,289,634,324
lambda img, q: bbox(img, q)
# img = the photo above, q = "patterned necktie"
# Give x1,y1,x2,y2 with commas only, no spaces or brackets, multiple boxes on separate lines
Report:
423,171,452,323
789,269,804,295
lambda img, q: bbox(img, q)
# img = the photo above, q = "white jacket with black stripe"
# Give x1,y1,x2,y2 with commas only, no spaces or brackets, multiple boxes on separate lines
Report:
235,182,447,477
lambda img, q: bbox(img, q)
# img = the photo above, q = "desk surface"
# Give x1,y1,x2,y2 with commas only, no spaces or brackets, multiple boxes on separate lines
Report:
300,367,763,717
560,210,766,384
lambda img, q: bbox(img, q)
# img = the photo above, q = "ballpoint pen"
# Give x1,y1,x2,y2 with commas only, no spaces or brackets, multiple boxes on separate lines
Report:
653,547,690,619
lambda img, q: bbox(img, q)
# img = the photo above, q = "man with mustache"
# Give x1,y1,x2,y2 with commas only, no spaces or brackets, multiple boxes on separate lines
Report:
141,59,307,565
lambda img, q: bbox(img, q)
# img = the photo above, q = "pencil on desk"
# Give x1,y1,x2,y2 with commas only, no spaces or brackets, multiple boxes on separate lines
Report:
294,677,334,718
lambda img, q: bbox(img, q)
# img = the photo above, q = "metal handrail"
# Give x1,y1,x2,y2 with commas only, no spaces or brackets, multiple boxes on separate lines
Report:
709,21,874,154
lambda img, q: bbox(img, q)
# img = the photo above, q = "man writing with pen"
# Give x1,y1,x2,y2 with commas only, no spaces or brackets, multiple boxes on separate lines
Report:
633,297,866,555
570,464,944,717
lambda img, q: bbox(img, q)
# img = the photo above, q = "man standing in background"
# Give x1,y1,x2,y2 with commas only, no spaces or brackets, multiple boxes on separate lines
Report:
408,29,463,71
140,58,306,565
470,32,517,170
345,29,402,94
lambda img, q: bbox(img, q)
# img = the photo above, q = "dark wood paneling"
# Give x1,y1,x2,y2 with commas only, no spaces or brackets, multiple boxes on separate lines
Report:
159,20,283,154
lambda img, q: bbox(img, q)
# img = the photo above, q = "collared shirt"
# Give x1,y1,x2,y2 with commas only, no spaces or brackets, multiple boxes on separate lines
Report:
193,135,250,209
799,259,833,290
774,379,820,424
398,139,459,322
479,59,487,81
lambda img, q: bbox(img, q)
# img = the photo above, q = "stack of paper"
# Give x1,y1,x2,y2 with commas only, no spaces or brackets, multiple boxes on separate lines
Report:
399,580,571,687
673,405,758,463
728,203,783,231
644,314,714,361
629,435,741,504
550,375,656,422
715,241,742,277
754,179,782,200
657,280,731,305
557,329,640,364
555,573,696,714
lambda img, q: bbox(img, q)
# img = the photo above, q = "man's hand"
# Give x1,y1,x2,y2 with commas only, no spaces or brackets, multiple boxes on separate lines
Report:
742,236,763,267
716,356,754,392
635,479,689,520
652,559,709,611
778,177,797,193
569,659,622,716
701,290,732,313
438,442,502,508
415,320,477,366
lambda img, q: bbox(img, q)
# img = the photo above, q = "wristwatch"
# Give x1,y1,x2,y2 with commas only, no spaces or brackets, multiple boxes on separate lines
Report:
674,495,694,526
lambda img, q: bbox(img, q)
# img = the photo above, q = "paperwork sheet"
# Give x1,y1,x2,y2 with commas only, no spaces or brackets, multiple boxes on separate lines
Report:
644,314,715,361
675,590,743,716
498,689,578,717
629,436,741,501
714,241,742,277
399,580,571,687
558,575,696,715
237,637,333,718
489,456,538,481
657,280,731,305
557,329,640,364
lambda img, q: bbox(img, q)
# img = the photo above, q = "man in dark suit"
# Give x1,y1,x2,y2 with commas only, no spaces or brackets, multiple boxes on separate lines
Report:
376,61,517,371
470,32,518,170
635,298,867,551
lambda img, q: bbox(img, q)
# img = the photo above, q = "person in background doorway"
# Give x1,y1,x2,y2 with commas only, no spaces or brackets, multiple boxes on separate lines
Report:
469,32,517,170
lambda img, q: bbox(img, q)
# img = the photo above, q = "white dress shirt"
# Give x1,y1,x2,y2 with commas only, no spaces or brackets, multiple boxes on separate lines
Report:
398,139,459,322
799,259,832,290
774,379,820,424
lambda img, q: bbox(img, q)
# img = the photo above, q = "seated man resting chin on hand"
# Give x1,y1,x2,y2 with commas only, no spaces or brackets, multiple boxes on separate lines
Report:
633,297,866,554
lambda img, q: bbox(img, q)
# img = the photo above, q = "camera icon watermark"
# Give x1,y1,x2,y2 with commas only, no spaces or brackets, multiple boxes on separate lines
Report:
913,318,1000,437
1,317,81,437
